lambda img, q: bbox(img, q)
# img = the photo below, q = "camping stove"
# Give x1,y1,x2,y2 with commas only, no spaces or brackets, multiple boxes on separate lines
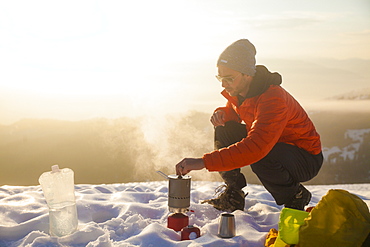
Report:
167,174,191,231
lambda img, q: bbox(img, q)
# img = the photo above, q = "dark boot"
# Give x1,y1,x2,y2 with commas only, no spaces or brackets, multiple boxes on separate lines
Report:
284,184,312,211
202,167,248,212
201,184,246,212
206,121,248,212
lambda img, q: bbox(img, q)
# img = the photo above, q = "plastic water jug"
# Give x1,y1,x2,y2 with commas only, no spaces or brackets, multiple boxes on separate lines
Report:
39,165,78,237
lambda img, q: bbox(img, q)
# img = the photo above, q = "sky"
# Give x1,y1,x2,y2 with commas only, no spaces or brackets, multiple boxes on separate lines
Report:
0,0,369,124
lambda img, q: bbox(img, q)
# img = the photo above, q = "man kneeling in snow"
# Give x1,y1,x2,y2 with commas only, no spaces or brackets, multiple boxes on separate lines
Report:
175,39,323,212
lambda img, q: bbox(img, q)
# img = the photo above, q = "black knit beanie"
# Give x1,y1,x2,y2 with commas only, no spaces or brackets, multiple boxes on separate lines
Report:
217,39,256,76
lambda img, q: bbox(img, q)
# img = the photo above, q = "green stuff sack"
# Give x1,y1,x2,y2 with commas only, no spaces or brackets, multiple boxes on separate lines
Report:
277,208,309,245
299,189,370,247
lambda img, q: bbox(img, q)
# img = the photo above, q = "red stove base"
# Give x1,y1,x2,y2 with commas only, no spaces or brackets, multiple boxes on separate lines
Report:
167,213,189,231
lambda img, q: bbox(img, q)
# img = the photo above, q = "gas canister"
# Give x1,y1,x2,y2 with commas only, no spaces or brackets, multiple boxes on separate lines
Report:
181,225,201,240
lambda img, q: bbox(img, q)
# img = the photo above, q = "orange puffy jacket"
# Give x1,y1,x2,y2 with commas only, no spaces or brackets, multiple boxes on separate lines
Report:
202,67,321,172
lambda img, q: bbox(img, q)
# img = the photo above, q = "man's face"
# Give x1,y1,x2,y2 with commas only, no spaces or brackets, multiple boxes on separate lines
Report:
217,65,252,97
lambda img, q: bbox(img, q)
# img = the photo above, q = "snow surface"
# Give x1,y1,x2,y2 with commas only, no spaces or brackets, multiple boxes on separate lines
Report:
0,181,369,247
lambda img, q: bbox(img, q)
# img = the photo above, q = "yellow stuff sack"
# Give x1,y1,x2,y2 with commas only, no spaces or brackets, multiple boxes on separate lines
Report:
299,189,370,247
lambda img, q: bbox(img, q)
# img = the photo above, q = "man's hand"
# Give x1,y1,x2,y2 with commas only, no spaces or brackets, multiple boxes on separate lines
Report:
210,110,226,127
175,158,205,176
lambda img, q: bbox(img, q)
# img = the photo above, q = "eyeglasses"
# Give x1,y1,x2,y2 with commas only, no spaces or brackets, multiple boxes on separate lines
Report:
215,73,242,85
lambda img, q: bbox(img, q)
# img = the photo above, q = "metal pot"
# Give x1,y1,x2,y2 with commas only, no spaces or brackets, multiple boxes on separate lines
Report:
168,174,191,213
157,171,191,213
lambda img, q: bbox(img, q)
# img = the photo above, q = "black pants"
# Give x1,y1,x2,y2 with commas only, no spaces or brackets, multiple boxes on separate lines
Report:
215,121,323,205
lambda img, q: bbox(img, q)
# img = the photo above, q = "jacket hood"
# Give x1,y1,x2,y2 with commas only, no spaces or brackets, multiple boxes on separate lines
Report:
245,65,282,98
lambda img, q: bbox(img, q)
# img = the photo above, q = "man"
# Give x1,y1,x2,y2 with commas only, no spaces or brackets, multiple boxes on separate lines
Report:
175,39,323,212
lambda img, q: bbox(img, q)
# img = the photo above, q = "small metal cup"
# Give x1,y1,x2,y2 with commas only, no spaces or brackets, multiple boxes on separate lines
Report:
218,213,236,238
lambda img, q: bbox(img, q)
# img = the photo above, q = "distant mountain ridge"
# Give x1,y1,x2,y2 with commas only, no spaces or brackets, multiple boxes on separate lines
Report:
327,87,370,100
1,109,370,185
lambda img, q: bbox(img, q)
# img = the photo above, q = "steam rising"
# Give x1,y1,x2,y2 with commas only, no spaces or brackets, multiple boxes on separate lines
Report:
136,112,219,182
0,112,220,185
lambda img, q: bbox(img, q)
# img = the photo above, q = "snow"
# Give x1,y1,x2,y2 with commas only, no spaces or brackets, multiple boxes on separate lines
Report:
0,181,369,247
345,128,370,143
323,128,370,163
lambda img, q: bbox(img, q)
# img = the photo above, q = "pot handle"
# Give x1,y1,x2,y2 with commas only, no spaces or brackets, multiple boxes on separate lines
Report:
156,171,169,180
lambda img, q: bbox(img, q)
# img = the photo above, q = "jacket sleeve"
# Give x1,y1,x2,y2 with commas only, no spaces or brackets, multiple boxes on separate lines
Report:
214,101,241,123
203,90,289,171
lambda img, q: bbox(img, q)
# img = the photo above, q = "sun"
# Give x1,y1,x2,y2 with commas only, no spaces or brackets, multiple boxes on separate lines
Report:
1,1,223,123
